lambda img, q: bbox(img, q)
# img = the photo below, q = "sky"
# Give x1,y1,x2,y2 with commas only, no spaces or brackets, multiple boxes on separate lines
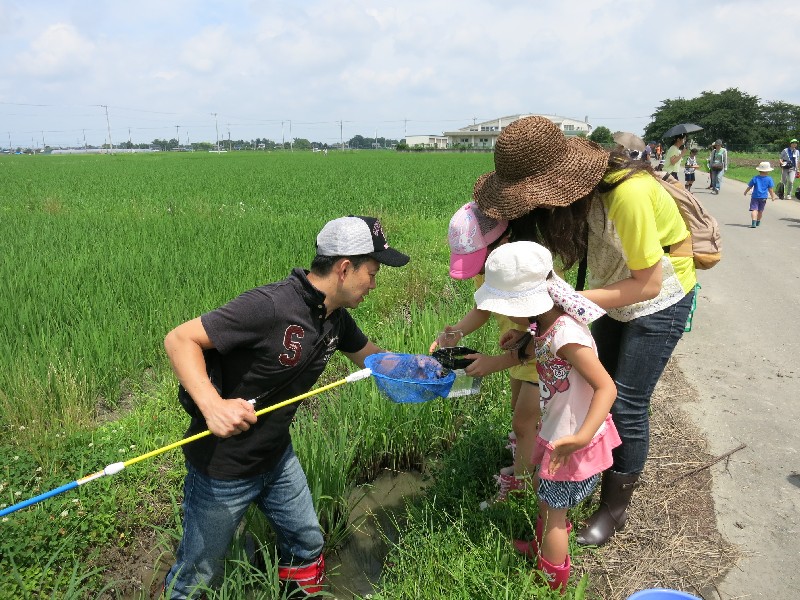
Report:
1,0,798,149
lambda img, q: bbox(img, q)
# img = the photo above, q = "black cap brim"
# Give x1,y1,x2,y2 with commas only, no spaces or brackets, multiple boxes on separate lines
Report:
369,248,410,267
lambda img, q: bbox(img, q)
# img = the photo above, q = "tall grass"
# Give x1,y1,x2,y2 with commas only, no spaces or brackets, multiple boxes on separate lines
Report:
0,151,593,598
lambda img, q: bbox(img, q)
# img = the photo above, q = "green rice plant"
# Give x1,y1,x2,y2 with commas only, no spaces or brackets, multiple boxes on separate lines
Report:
1,150,608,598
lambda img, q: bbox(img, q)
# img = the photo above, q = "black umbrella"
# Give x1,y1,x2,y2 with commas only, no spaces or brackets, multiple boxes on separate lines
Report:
663,123,703,138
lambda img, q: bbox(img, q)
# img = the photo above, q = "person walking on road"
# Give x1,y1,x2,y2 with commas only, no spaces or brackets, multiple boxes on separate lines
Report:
473,116,697,548
779,138,799,199
162,216,409,599
744,161,777,228
684,148,700,191
709,140,728,194
663,135,687,181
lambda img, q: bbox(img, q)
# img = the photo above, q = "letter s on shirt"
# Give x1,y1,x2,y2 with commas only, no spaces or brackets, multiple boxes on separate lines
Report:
279,325,304,366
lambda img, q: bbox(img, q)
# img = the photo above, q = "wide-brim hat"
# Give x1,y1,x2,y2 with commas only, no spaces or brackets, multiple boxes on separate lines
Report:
473,116,610,220
756,161,773,172
474,241,555,318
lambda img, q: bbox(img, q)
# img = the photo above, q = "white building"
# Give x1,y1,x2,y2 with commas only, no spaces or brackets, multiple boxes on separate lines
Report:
444,114,592,149
405,134,449,150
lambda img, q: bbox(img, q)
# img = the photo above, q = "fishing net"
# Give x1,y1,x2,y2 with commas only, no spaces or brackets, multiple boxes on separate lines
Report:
364,352,455,403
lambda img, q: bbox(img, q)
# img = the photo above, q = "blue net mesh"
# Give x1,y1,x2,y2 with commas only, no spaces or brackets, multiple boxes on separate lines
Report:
364,353,455,403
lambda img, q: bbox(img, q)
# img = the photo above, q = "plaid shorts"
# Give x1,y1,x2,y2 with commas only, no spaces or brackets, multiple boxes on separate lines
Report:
538,473,600,509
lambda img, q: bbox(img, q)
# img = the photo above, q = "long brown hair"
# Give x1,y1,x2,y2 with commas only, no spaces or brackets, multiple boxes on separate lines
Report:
510,149,654,269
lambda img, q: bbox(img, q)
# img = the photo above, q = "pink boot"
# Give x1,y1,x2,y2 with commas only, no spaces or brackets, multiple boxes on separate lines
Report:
537,553,571,593
513,516,572,559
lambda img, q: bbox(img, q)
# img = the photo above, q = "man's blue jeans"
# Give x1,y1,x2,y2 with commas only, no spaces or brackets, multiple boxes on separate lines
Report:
591,291,694,475
165,443,324,599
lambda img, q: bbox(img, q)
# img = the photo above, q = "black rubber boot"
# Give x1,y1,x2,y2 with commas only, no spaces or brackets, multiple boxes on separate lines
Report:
576,470,640,546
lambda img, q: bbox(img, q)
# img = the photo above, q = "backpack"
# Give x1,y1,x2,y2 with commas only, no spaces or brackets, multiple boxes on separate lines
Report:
655,174,722,270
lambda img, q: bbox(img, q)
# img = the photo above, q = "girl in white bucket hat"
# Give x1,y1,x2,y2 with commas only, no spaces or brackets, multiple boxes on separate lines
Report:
475,241,620,593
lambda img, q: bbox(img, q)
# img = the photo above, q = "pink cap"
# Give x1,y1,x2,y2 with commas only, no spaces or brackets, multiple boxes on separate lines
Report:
448,202,509,279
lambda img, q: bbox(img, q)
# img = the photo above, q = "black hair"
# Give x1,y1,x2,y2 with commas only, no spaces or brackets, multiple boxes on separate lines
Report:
310,254,374,275
509,149,654,270
670,134,685,147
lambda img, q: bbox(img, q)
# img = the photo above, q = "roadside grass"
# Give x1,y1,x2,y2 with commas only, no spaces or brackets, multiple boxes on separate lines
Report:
696,151,791,186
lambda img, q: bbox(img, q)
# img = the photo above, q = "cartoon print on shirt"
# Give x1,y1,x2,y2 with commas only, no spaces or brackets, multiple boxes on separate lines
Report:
279,325,304,366
536,357,572,404
534,318,573,406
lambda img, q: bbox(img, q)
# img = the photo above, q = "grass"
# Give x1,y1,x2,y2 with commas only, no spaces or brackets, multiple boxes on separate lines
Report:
0,150,590,599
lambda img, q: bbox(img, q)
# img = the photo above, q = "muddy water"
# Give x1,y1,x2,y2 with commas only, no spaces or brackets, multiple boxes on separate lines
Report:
123,470,427,599
327,470,428,598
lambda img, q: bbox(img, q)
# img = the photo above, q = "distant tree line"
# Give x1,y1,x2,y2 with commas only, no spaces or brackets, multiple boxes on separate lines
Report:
643,88,800,149
141,135,400,152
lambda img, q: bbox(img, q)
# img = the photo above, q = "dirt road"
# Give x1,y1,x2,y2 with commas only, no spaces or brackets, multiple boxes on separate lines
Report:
673,170,800,598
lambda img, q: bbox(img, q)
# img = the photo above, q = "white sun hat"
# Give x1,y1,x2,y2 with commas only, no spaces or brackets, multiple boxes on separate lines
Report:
474,241,555,318
756,161,773,172
475,241,606,324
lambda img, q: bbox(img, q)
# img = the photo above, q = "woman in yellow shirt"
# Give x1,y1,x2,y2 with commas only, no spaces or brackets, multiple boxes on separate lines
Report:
474,116,697,550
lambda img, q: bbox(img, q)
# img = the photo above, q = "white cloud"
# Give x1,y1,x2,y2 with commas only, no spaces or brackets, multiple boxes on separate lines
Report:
13,22,95,78
0,0,798,146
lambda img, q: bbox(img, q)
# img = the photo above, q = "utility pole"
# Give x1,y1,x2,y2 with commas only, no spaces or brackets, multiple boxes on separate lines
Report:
101,105,113,153
211,113,219,151
41,131,46,151
227,123,231,151
404,118,407,141
8,131,11,152
176,125,180,149
83,129,87,149
289,120,293,152
340,120,343,150
128,127,132,148
375,129,378,150
281,121,285,149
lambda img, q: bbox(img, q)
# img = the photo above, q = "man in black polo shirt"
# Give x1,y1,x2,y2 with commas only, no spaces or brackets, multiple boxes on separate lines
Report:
162,216,409,599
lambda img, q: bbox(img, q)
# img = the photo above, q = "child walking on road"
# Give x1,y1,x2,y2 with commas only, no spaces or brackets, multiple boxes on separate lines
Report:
744,161,777,228
431,202,541,507
475,241,619,593
684,148,699,191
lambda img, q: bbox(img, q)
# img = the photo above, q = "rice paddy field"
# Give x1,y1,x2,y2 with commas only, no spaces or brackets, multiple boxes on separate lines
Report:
0,150,588,599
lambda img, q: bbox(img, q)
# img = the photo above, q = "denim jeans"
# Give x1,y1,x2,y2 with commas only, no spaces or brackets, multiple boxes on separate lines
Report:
711,168,724,191
591,291,694,475
165,443,324,599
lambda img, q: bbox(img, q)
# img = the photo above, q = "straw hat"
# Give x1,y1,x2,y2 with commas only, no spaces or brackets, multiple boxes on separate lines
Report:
473,116,610,220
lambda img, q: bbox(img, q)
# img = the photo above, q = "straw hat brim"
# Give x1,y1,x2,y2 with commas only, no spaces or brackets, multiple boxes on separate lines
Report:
473,137,610,220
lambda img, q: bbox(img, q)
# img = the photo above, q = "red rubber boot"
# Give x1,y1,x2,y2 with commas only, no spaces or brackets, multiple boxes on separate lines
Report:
278,554,325,597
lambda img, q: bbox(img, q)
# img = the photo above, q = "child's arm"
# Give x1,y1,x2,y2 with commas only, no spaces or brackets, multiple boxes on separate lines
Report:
463,350,521,377
429,307,491,352
744,185,752,196
546,343,617,475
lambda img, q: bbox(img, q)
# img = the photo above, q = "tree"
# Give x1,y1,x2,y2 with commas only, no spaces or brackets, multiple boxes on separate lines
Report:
588,126,613,144
757,101,800,145
643,88,766,148
292,138,312,151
